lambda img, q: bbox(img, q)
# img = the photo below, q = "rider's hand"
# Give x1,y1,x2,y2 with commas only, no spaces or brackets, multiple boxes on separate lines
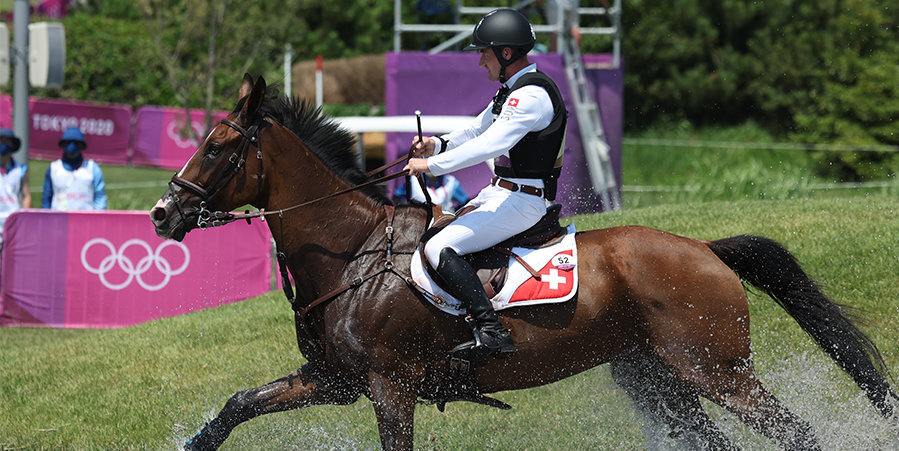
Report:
411,136,436,157
403,158,430,177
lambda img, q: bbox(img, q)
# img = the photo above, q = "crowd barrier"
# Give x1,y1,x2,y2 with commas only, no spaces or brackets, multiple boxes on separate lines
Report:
0,210,273,328
0,95,228,170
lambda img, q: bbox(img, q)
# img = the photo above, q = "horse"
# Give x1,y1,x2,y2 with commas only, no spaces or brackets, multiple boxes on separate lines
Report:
150,74,897,450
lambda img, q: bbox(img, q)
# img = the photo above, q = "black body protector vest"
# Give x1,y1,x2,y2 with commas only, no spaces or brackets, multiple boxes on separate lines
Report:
491,71,568,200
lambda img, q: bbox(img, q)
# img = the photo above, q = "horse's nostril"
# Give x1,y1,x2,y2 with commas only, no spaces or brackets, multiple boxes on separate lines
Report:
152,207,167,221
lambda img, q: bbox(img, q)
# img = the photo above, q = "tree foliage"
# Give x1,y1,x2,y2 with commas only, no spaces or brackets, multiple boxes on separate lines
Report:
615,0,897,179
31,14,175,106
37,0,897,179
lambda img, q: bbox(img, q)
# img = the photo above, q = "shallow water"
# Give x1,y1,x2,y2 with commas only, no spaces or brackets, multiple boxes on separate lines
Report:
168,350,898,450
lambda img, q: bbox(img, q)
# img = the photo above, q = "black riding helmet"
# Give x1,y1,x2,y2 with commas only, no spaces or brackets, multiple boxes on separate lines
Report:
464,8,536,84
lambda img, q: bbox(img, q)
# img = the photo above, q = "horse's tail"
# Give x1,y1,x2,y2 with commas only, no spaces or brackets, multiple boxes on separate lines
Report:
708,234,898,419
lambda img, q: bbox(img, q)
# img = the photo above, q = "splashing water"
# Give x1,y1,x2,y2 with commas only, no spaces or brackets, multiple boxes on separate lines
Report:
165,350,896,449
704,351,898,450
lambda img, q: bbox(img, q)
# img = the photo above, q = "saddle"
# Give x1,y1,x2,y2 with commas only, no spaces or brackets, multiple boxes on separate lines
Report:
411,206,568,411
420,204,567,298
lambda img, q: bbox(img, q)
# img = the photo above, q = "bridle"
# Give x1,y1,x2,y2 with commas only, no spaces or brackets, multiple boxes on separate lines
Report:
168,113,268,230
163,110,434,361
166,112,416,231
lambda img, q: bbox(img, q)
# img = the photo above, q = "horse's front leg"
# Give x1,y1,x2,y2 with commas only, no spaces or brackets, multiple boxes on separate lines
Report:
368,370,420,450
184,363,361,450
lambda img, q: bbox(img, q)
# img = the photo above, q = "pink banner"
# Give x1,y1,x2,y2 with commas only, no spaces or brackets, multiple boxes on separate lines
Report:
1,210,273,328
27,97,133,164
132,105,229,170
0,96,11,128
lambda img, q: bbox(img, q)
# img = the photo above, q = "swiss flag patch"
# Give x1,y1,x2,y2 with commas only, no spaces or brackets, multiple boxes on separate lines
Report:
508,251,575,303
507,98,519,107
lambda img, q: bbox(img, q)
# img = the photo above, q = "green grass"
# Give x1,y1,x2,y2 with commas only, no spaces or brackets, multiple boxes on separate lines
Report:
6,125,897,448
1,196,897,449
621,122,899,208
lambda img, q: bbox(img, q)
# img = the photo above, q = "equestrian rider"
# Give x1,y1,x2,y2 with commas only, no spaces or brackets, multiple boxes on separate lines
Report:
404,8,568,358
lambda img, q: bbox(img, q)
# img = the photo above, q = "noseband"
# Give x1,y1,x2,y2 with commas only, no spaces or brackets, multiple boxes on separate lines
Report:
168,114,268,229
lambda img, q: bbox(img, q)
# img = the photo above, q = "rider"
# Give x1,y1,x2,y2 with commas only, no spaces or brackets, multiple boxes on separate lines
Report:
404,8,568,358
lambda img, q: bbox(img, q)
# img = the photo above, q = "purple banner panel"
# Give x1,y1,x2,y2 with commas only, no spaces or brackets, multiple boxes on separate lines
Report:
27,97,133,164
0,96,11,128
133,105,229,170
1,210,273,328
385,51,622,216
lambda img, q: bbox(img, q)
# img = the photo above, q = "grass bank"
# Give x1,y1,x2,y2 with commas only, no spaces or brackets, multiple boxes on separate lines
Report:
621,122,898,208
1,196,896,449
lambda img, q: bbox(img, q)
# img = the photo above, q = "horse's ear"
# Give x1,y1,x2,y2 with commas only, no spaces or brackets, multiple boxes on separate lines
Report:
242,76,266,120
239,73,254,99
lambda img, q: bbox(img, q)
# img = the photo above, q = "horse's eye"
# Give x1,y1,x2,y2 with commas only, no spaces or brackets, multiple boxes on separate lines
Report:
206,142,222,157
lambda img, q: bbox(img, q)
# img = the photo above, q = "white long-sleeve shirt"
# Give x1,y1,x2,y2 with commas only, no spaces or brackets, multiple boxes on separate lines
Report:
426,64,554,177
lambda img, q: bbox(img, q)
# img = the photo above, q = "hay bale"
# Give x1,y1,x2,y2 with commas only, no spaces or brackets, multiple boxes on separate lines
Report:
291,54,385,105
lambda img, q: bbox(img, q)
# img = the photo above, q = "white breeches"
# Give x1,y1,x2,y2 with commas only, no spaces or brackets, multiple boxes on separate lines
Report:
423,180,547,267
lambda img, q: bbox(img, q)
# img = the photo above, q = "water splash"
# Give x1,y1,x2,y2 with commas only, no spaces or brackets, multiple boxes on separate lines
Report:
705,350,899,450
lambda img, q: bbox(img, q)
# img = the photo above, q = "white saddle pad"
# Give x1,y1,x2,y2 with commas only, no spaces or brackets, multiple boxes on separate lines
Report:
410,224,578,316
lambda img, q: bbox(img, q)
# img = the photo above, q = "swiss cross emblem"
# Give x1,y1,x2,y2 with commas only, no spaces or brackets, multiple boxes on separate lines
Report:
507,98,519,107
508,250,576,303
540,268,567,289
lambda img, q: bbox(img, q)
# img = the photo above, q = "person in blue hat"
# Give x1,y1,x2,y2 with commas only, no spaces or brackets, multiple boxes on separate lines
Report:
0,128,31,246
42,126,107,211
392,173,469,212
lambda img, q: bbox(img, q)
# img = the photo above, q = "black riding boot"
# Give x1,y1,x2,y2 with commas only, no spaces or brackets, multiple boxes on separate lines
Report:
435,247,515,357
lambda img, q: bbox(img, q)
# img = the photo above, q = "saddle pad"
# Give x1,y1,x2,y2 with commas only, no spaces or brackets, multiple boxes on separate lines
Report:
411,224,578,316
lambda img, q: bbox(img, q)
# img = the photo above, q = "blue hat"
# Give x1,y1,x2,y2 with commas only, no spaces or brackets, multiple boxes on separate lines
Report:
59,127,87,147
0,128,21,151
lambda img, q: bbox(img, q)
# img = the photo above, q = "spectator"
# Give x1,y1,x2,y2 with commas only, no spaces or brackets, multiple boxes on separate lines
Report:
392,174,469,212
0,129,31,246
42,126,107,211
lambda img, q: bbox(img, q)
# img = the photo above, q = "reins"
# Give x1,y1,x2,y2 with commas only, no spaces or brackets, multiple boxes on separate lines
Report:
184,123,416,230
174,113,430,324
203,166,411,229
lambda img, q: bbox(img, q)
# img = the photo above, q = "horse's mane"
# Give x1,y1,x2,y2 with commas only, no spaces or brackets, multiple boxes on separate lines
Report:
248,89,389,205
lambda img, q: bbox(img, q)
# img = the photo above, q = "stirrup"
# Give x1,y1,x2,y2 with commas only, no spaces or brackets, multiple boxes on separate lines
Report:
448,318,514,368
478,328,516,358
449,340,490,369
449,317,490,368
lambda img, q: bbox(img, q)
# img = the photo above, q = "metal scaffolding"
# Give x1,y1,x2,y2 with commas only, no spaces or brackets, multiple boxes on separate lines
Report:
394,0,622,209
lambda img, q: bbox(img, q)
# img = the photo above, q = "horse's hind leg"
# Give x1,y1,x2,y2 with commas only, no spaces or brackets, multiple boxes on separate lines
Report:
610,353,736,450
184,363,360,450
699,369,820,451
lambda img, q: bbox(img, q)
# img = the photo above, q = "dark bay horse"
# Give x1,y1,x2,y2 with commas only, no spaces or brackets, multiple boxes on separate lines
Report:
150,74,897,450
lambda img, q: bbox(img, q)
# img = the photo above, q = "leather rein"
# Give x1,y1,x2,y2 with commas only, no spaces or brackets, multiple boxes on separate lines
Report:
168,114,412,231
166,113,423,322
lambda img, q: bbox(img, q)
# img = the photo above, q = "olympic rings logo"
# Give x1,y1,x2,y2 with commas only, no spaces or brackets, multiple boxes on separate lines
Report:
80,238,191,291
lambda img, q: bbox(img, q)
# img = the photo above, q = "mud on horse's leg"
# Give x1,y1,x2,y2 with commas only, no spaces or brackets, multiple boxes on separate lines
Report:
184,363,360,451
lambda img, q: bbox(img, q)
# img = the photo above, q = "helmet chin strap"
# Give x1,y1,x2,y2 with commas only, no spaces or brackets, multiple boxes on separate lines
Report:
492,47,528,84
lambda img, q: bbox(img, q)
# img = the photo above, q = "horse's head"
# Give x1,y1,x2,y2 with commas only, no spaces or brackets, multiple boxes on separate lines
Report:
151,73,270,241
